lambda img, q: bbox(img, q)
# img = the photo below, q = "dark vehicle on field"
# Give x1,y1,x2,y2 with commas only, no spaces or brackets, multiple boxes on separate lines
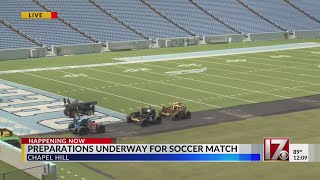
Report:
126,106,162,127
68,116,105,136
63,98,97,118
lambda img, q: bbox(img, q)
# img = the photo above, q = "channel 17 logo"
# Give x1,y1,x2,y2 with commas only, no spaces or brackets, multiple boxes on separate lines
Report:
264,138,289,161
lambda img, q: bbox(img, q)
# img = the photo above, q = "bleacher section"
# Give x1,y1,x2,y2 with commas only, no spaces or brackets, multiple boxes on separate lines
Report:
0,24,38,50
290,0,320,20
0,0,319,51
241,0,320,31
147,0,236,36
0,0,92,47
42,0,145,42
95,0,189,39
195,0,281,33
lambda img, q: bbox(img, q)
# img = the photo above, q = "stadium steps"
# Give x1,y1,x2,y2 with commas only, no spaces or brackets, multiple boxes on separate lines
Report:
0,18,44,48
283,0,320,24
32,0,100,44
188,0,242,34
88,0,150,40
139,0,197,37
236,0,287,32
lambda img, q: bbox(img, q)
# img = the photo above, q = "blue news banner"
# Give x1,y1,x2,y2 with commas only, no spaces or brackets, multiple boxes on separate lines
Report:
26,154,260,162
23,143,263,162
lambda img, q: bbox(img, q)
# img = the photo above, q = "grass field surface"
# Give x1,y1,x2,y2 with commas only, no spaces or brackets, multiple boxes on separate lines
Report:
0,39,320,180
1,40,319,114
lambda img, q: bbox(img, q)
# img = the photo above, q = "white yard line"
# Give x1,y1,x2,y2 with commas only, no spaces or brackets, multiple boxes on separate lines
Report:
88,68,257,103
55,70,221,108
238,55,320,71
196,58,320,84
23,72,160,107
125,64,293,99
153,60,320,94
261,52,320,63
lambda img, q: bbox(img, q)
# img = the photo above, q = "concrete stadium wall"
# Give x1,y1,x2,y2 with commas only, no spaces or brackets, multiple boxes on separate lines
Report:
156,37,200,48
248,32,288,41
203,34,246,44
294,29,320,39
203,35,230,44
52,43,102,56
107,40,152,51
228,34,246,42
0,47,47,61
0,141,56,180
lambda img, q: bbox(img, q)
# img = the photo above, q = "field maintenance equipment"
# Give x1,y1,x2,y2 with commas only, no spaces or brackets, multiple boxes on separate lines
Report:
68,116,105,136
63,97,97,118
159,102,191,120
126,106,162,127
0,128,21,148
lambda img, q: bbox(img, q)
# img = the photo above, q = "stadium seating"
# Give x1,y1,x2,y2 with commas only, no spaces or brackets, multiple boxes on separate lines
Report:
290,0,320,21
95,0,190,39
194,0,281,33
42,1,145,42
147,0,236,36
0,0,92,47
241,0,320,31
0,24,38,50
0,0,320,50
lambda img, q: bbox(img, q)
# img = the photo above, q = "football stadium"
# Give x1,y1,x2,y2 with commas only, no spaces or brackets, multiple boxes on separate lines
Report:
0,0,320,179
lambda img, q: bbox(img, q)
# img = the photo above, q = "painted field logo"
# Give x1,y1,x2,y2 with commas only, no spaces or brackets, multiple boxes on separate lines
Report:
63,74,88,78
264,137,290,161
0,80,125,135
270,55,291,58
178,64,202,67
165,68,207,75
226,59,246,63
123,68,150,73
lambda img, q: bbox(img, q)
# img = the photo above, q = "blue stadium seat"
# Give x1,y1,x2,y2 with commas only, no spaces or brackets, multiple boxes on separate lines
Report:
0,0,93,47
42,0,145,42
290,0,320,21
195,0,281,33
241,0,320,31
95,0,190,39
0,24,39,50
147,0,236,36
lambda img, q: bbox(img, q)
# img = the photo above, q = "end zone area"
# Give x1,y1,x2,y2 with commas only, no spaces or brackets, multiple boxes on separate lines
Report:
0,80,125,135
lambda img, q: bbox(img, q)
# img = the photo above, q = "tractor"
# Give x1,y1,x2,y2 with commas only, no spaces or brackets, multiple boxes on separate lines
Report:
126,106,162,127
68,116,105,136
0,128,21,148
63,98,97,118
159,102,191,120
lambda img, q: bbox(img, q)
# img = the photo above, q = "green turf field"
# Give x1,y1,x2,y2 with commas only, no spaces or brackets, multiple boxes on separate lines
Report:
1,39,319,114
0,39,320,179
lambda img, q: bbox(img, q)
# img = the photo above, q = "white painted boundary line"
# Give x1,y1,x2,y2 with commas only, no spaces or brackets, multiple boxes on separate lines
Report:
54,70,221,108
1,42,320,75
98,66,293,99
114,42,320,62
23,73,160,108
194,57,320,85
142,62,319,94
86,68,257,103
218,56,320,79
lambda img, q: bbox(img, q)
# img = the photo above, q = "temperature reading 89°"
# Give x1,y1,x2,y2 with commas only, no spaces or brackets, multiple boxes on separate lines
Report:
293,150,303,154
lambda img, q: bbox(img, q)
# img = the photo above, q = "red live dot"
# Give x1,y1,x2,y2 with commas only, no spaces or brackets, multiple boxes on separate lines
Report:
51,12,58,19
